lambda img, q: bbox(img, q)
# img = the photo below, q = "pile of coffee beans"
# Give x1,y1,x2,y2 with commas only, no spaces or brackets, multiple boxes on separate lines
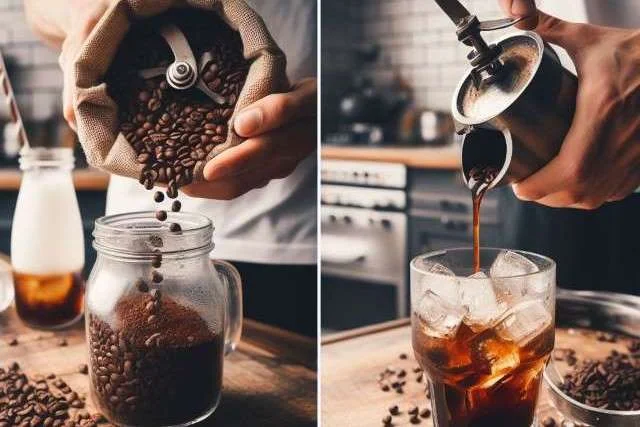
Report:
559,340,640,411
88,294,223,426
107,9,249,197
0,362,107,426
378,353,432,425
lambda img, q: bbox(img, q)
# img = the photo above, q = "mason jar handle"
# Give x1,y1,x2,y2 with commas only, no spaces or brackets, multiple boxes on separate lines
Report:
212,259,243,355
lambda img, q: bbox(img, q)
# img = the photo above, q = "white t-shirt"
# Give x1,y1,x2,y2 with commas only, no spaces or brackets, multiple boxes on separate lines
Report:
106,0,317,265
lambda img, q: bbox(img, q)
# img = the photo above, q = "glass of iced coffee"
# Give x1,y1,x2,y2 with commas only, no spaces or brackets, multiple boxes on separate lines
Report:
411,248,555,427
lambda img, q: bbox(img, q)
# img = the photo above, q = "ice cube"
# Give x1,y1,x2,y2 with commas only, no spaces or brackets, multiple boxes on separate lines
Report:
495,299,552,346
461,272,507,332
490,251,539,278
416,290,465,338
490,251,549,300
425,262,455,277
469,329,520,388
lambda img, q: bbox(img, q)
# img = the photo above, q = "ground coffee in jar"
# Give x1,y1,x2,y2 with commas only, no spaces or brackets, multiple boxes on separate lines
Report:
89,293,224,426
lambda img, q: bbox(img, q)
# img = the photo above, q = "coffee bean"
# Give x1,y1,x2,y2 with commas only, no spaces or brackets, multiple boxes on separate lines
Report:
410,414,421,424
542,417,556,427
408,406,419,415
399,353,407,360
153,191,164,203
9,337,18,346
169,223,182,233
151,254,162,268
134,279,149,293
171,200,181,212
388,405,399,415
382,415,392,425
151,271,163,283
150,289,161,301
419,408,431,418
397,369,406,378
78,364,88,375
381,384,390,392
58,338,68,347
155,210,167,222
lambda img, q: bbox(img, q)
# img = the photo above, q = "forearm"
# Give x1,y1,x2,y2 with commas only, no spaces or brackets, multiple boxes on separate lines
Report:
24,0,73,48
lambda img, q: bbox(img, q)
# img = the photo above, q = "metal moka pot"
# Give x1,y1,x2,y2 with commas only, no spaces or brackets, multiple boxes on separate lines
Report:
434,0,578,188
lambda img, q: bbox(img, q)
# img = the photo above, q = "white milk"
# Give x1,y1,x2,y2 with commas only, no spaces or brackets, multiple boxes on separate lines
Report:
11,169,84,275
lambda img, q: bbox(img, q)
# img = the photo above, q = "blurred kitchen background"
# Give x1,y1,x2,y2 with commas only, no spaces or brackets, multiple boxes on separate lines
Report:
0,0,107,276
320,0,639,333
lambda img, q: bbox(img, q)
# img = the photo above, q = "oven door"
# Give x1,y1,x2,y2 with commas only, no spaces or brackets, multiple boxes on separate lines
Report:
321,206,407,332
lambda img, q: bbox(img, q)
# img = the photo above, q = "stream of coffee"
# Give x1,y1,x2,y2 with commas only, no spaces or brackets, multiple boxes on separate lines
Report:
467,166,498,272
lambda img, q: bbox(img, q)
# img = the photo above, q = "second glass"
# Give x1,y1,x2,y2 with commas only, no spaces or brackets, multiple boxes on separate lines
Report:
411,248,556,427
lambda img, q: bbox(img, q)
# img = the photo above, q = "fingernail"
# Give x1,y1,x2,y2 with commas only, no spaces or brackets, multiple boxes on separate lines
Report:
207,164,230,181
235,108,262,136
512,184,532,201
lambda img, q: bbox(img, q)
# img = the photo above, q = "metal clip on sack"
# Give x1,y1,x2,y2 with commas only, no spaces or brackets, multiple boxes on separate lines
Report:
139,24,226,105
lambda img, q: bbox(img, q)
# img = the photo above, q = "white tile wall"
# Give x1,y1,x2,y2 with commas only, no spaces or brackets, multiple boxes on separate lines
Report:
323,0,504,111
0,4,62,121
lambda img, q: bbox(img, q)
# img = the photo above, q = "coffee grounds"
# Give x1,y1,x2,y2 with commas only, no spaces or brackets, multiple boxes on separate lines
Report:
0,363,106,426
106,9,249,196
559,341,640,411
88,294,223,426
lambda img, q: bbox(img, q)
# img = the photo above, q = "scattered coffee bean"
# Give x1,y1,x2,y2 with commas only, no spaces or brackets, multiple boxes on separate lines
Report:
410,414,421,424
397,369,406,378
58,338,68,347
419,408,431,418
0,362,103,425
77,364,88,375
381,384,390,392
542,416,556,427
155,210,167,221
153,191,164,202
388,405,399,415
169,223,182,232
149,235,163,248
382,415,392,425
408,405,418,415
150,288,161,301
399,353,407,360
8,337,18,346
171,200,181,212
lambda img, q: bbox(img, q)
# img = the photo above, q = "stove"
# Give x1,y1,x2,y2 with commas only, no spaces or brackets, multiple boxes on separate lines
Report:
321,160,408,332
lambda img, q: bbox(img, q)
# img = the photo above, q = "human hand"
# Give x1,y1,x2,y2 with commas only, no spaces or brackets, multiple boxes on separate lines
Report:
498,0,538,29
503,11,640,209
182,78,317,200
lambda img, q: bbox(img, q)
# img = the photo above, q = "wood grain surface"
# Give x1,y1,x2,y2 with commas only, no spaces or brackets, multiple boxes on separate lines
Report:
0,169,109,191
0,306,317,427
321,320,633,427
321,145,460,170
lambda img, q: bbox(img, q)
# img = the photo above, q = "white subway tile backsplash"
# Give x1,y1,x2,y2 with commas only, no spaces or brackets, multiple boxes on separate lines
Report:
15,67,63,91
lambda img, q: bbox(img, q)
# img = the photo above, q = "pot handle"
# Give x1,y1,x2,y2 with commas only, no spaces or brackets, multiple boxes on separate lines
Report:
212,259,243,355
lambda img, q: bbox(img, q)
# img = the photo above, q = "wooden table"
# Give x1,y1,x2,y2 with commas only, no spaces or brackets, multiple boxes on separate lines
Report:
321,145,460,170
321,319,631,427
0,306,317,427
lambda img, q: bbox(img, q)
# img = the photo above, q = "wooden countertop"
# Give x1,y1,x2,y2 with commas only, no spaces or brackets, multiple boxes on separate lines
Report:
0,168,110,191
322,319,628,427
0,305,317,426
321,145,461,170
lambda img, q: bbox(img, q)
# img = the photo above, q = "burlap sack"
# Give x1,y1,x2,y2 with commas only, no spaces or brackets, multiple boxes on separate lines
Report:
73,0,288,182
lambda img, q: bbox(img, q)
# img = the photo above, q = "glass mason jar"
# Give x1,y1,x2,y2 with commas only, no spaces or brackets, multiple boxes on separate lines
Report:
87,211,242,427
11,147,85,329
411,248,556,427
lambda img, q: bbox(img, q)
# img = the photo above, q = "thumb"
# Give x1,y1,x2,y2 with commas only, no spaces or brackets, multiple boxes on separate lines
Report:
534,11,587,55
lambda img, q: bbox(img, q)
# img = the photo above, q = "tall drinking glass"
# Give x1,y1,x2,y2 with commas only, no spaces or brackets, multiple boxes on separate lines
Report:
411,248,556,427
